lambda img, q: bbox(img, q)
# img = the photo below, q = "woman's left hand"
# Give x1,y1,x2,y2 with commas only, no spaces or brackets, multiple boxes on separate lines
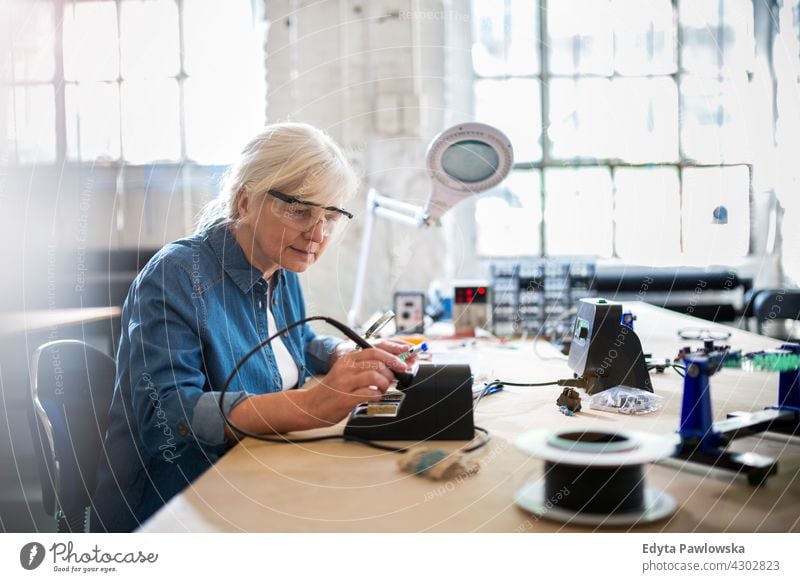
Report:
333,338,418,369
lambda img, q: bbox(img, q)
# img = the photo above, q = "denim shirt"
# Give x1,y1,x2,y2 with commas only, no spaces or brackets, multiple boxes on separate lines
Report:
90,222,342,532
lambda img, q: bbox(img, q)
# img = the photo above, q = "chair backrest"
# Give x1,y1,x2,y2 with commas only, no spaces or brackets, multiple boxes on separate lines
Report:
29,340,116,532
754,290,800,337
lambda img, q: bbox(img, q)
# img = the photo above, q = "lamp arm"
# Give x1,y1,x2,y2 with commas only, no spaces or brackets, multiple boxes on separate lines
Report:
374,207,423,227
348,190,377,328
347,188,428,327
371,192,427,222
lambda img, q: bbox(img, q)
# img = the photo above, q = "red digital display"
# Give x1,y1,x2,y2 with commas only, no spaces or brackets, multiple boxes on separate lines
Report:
455,286,488,304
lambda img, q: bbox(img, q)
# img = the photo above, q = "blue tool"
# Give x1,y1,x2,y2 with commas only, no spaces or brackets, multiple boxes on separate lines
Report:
763,342,800,430
472,383,504,399
484,383,504,396
621,310,635,331
675,341,800,486
678,355,725,451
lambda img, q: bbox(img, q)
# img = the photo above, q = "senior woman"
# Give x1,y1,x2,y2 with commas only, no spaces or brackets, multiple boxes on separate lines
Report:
91,123,411,532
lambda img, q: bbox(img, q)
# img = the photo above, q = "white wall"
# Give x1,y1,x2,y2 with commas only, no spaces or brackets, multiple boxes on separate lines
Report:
263,0,477,324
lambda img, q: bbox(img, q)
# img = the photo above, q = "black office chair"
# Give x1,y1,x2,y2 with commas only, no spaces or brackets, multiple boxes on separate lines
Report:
742,287,760,329
28,340,115,532
752,289,800,338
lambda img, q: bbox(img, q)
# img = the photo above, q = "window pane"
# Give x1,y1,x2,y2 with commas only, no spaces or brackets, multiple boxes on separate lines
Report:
681,74,755,163
679,0,754,74
183,0,256,77
613,77,678,163
544,168,613,256
476,171,541,257
548,0,613,75
614,167,681,263
613,0,676,75
775,2,800,282
184,77,265,164
475,78,541,162
774,3,800,157
0,1,55,82
472,0,539,76
121,79,180,163
63,1,119,81
66,82,121,162
548,78,614,160
682,166,750,262
120,0,180,80
9,85,55,163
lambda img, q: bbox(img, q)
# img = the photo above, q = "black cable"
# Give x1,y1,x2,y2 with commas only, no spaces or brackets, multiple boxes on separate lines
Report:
343,425,492,454
217,315,492,454
647,363,686,378
490,379,563,387
463,426,491,453
217,315,405,441
473,378,562,408
342,434,408,452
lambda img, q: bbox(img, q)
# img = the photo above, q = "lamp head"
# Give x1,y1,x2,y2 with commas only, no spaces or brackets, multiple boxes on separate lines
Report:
423,122,514,224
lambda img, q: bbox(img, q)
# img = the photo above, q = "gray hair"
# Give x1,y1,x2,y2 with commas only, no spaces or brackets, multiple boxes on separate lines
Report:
196,122,358,232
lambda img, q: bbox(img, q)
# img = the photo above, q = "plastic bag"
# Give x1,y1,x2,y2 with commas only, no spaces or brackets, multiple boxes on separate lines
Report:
588,385,664,415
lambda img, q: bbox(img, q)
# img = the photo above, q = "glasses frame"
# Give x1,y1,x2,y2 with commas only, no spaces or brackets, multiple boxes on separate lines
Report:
267,189,353,221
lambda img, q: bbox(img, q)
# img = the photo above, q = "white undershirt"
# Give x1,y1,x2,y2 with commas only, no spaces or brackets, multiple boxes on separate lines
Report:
266,284,299,390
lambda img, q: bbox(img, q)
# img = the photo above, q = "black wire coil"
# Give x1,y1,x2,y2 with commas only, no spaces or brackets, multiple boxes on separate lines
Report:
543,461,646,515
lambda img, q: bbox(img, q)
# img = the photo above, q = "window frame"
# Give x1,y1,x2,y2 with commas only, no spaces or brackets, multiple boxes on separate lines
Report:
471,0,756,261
3,0,264,168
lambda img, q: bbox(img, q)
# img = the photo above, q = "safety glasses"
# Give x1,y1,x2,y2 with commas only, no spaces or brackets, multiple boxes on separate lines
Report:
266,189,353,237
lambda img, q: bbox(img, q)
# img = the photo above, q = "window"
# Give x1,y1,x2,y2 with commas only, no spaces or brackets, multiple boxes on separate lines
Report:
2,0,265,166
472,0,755,264
774,0,800,283
1,1,58,163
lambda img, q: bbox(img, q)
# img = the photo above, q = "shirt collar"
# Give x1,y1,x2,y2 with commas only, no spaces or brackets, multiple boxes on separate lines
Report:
206,221,285,294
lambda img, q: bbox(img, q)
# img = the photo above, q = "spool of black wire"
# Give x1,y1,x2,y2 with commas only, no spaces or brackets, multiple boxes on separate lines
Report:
544,462,645,515
515,429,677,526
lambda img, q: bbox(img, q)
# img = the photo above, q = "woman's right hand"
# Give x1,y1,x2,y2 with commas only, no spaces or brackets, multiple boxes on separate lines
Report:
299,348,408,426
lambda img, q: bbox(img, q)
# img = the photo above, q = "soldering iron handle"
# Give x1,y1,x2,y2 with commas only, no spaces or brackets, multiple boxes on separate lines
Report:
320,317,415,388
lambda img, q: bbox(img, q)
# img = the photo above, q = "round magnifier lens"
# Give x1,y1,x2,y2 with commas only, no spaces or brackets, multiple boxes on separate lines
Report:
441,140,499,183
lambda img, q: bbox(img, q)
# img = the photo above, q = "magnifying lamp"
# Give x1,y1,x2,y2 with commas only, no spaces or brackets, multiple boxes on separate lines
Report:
348,122,514,327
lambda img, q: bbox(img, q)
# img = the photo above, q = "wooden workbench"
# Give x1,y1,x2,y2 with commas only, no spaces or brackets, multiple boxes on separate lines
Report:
140,303,800,532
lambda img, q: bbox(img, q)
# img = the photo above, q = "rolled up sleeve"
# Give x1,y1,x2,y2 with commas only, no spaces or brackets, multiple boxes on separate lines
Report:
191,391,249,445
